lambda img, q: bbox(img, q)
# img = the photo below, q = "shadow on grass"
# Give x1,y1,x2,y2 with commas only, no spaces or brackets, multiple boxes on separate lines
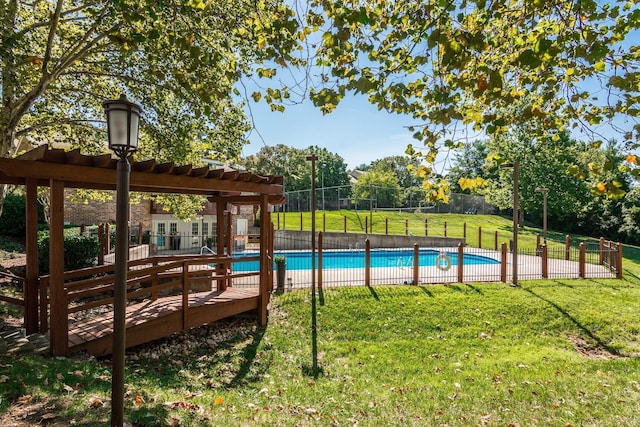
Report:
419,286,434,297
523,286,624,358
226,324,267,388
367,286,380,301
464,283,484,295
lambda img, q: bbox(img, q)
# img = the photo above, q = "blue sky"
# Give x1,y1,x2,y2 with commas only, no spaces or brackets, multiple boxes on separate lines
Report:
242,95,423,170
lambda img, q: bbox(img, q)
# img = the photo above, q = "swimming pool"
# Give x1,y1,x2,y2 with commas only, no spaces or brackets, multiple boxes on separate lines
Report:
230,249,499,271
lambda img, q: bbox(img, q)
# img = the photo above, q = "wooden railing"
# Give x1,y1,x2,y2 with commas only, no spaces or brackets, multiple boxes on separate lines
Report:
38,254,263,350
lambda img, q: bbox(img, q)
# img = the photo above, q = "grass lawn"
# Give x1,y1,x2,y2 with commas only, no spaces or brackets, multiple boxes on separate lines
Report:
1,214,640,426
277,210,604,252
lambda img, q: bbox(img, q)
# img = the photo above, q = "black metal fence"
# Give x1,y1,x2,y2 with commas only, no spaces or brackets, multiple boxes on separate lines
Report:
268,233,619,289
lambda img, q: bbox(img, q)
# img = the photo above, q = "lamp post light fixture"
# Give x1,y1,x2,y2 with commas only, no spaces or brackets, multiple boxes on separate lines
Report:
500,161,519,286
103,94,142,427
535,187,548,246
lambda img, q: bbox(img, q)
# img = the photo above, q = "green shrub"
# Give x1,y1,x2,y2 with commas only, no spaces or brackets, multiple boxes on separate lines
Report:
0,194,46,237
38,229,99,275
0,194,27,237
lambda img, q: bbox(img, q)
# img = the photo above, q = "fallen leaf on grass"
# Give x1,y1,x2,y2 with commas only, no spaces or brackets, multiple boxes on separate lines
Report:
164,401,201,412
41,413,56,421
214,397,224,405
0,375,8,383
17,395,32,405
88,396,105,408
134,395,144,406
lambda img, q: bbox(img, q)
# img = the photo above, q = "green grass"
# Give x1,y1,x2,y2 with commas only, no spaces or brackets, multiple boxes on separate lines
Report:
275,210,605,252
2,213,640,425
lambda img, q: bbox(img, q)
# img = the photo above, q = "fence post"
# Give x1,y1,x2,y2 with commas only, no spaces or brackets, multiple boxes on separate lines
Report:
149,258,159,299
277,212,280,230
365,216,369,234
565,235,571,260
386,218,389,235
105,223,111,255
444,221,447,237
344,215,347,233
318,232,323,290
425,218,428,236
478,226,482,249
599,237,605,265
405,219,409,236
300,212,303,231
500,242,507,282
182,261,189,330
542,245,548,278
536,234,540,255
98,224,105,265
138,222,143,245
617,242,623,279
579,242,586,278
323,212,326,232
463,222,467,240
365,239,371,287
413,243,419,286
457,243,464,283
494,231,498,251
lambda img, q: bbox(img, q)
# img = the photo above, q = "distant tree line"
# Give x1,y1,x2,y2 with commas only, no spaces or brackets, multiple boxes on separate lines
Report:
447,130,640,245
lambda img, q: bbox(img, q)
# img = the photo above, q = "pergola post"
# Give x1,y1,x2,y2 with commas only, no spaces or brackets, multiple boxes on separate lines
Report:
25,178,39,333
216,201,227,291
258,194,270,325
49,179,67,356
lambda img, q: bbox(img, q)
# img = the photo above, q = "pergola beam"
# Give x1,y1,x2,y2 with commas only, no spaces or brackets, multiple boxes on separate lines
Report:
0,158,283,195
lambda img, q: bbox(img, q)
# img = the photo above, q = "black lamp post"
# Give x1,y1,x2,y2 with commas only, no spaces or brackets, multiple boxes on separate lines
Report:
535,187,548,246
305,154,319,374
321,162,326,211
500,161,519,286
103,94,142,427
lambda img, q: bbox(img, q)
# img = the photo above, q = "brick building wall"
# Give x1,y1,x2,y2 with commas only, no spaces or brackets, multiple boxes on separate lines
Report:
63,189,152,232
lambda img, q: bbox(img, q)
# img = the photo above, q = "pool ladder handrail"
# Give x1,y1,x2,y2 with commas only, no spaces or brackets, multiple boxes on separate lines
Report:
200,246,217,255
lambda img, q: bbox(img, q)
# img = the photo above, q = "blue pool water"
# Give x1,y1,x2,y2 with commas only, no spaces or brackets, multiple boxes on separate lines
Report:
230,249,499,272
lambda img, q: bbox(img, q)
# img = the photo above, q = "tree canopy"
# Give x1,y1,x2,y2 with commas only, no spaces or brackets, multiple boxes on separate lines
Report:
242,144,350,193
2,0,639,214
1,0,304,159
253,0,640,199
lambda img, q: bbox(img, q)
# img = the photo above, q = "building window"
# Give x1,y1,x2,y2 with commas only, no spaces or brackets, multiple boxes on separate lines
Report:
157,223,166,235
170,223,177,234
192,222,199,236
203,222,209,236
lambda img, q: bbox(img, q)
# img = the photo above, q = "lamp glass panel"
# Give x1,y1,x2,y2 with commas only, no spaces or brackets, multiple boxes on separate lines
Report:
107,108,129,149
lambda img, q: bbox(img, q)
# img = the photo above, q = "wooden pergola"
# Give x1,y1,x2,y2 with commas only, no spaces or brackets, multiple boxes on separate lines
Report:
0,145,284,356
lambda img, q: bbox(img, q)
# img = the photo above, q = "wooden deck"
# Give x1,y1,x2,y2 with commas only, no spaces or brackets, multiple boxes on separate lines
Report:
67,287,260,357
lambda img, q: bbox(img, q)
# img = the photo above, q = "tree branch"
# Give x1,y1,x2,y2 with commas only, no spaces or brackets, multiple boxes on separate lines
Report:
41,0,64,77
16,118,102,138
